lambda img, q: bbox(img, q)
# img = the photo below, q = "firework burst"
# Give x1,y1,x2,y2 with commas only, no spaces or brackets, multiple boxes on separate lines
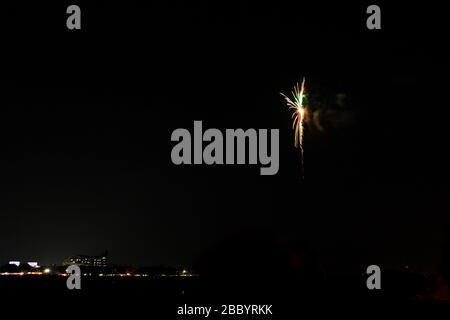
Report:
281,77,307,179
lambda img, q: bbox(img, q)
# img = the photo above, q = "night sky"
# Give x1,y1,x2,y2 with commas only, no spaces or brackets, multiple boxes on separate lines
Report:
2,1,450,272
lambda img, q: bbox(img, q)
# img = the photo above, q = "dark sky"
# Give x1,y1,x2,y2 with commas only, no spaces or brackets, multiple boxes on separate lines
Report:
2,1,450,271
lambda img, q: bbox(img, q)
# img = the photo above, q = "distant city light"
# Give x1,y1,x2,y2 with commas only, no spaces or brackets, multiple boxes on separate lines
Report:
8,261,20,266
27,262,39,268
43,268,51,274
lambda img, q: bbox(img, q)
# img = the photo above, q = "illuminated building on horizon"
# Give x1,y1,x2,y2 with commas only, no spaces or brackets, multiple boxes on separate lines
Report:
62,252,108,267
8,261,39,268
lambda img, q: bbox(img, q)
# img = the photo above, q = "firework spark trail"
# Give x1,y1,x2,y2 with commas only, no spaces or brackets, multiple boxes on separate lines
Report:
281,77,306,179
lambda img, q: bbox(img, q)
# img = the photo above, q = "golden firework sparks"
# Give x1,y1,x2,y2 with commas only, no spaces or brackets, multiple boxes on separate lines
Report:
281,77,307,178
